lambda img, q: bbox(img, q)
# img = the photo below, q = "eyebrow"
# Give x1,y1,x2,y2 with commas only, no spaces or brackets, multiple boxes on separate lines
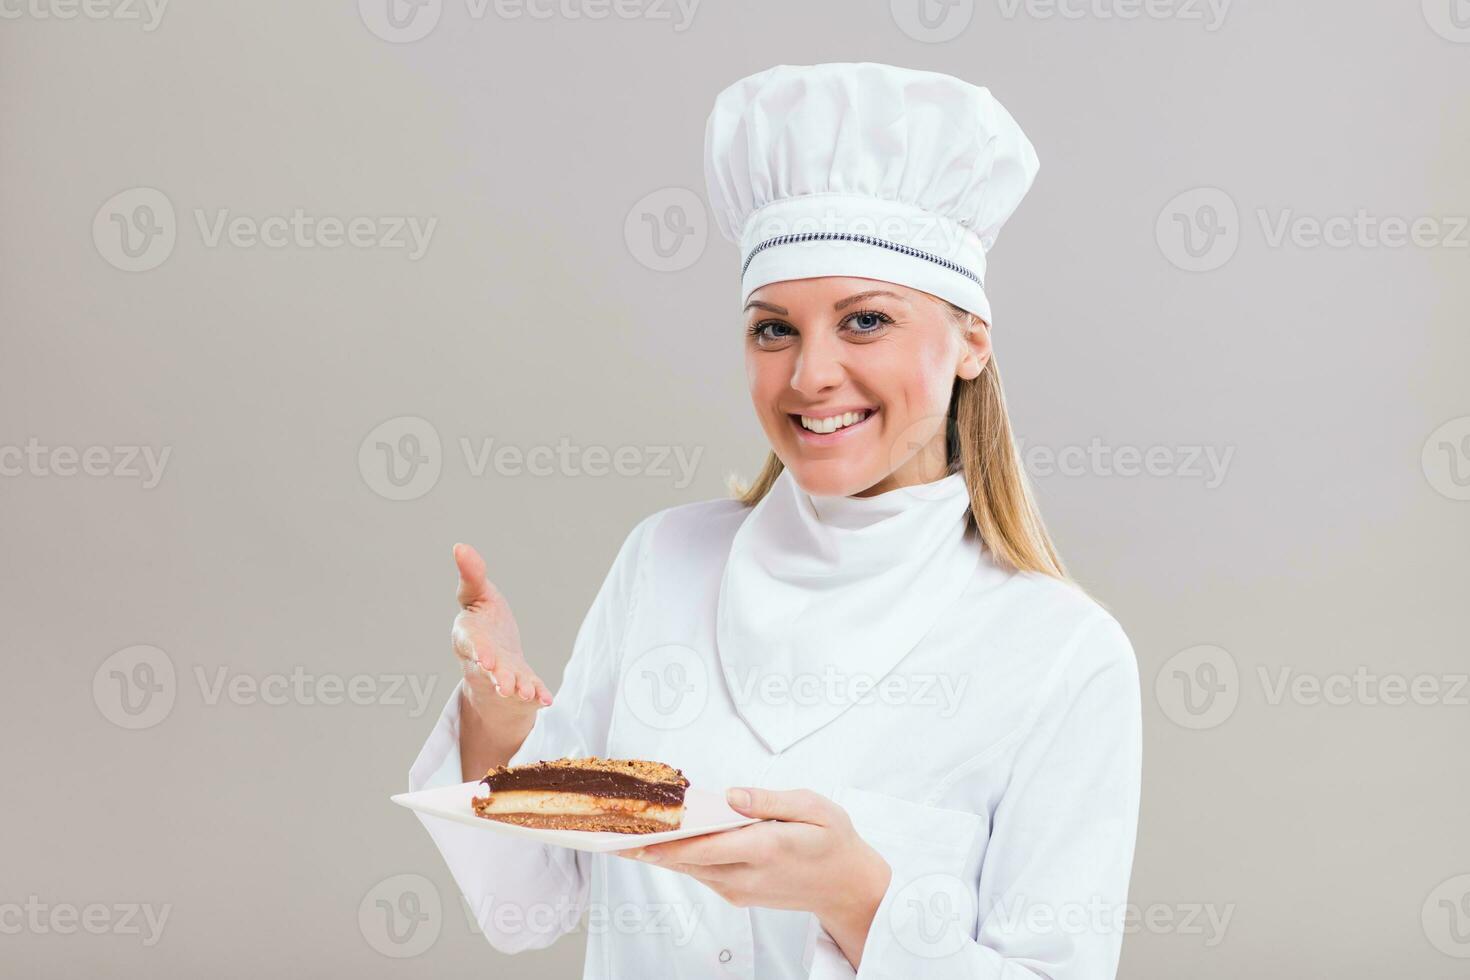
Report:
833,289,909,311
742,290,910,316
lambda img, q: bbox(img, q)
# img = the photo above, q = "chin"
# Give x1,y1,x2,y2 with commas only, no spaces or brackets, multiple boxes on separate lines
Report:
782,458,881,498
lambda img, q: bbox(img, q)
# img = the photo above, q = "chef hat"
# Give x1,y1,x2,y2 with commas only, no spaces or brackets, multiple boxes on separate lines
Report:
703,62,1039,325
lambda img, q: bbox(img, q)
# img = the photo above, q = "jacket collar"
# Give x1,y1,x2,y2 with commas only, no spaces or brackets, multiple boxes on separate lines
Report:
715,467,984,754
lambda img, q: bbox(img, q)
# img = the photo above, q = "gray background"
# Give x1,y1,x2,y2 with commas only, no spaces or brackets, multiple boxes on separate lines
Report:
2,0,1468,976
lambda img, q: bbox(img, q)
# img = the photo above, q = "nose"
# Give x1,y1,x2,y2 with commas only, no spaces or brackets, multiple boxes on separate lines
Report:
789,335,844,397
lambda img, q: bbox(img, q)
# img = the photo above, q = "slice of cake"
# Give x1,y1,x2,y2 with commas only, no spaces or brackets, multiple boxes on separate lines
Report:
472,757,690,834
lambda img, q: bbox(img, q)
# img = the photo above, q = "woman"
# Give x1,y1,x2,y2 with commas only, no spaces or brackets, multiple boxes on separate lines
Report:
409,62,1141,979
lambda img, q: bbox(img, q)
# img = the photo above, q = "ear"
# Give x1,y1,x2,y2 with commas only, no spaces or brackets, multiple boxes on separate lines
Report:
955,316,992,381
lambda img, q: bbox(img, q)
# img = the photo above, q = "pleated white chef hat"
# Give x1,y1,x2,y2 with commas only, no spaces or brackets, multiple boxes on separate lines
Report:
703,62,1039,326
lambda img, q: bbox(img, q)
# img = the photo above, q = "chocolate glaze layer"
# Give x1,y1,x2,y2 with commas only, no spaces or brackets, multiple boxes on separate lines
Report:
480,766,688,806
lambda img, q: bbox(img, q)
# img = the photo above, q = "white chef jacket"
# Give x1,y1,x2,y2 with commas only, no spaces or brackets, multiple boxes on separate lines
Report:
408,494,1142,979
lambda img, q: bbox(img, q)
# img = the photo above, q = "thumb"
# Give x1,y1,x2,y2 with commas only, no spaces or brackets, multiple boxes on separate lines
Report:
726,787,832,825
453,543,499,609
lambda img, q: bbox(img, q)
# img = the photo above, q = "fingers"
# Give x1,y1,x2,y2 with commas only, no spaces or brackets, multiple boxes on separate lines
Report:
725,787,836,825
628,824,761,867
482,656,545,705
658,862,744,884
451,622,553,707
490,660,519,699
453,542,502,610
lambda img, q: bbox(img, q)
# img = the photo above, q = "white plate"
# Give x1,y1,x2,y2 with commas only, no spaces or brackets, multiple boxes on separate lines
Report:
392,781,763,853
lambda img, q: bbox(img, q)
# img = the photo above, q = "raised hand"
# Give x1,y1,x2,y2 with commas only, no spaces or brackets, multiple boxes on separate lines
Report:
450,543,551,777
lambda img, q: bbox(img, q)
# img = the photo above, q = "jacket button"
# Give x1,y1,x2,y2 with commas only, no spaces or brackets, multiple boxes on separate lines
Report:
718,948,732,963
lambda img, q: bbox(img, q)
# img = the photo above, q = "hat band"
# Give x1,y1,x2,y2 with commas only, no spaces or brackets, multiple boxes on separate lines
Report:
741,231,983,288
735,194,995,323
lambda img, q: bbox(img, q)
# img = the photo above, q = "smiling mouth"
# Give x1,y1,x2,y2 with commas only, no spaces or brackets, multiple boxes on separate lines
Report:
789,408,877,437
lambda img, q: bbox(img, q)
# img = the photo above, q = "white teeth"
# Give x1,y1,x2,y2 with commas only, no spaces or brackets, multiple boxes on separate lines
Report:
799,410,871,433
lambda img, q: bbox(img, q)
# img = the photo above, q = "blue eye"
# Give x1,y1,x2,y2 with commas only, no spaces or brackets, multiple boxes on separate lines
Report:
750,321,795,342
845,310,893,333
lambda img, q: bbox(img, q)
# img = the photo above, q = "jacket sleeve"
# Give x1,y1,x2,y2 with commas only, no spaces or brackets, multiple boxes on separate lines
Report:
809,613,1143,979
406,512,658,953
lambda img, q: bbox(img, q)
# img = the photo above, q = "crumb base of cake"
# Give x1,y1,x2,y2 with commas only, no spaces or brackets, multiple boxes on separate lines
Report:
474,810,675,834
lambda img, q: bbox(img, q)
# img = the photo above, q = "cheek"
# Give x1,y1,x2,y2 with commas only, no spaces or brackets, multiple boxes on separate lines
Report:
870,345,954,418
746,354,785,416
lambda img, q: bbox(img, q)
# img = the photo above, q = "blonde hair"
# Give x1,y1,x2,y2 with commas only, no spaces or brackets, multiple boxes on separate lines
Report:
731,299,1069,580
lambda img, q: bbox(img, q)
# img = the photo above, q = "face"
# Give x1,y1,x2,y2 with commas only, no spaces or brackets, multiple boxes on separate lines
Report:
744,276,991,498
